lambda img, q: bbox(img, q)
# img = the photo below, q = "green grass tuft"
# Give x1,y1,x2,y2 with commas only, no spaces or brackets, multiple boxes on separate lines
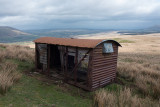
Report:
0,58,92,107
0,75,91,107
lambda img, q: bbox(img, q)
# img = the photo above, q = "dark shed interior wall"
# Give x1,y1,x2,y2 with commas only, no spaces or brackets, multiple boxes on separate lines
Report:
50,45,61,68
91,41,118,89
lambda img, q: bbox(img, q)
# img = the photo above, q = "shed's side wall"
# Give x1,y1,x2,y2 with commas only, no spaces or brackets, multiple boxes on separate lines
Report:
91,41,118,89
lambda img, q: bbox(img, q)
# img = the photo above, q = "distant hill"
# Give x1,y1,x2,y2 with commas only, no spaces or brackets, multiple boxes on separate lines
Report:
0,26,38,43
147,25,160,31
25,29,111,38
118,25,160,35
0,26,31,37
0,27,112,43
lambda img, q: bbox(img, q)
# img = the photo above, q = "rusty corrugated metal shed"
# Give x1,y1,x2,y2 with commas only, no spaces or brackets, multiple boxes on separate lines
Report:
34,37,121,48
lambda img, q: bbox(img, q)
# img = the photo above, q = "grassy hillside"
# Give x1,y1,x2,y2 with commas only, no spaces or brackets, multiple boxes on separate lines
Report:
25,29,111,38
0,44,91,107
0,34,160,107
0,26,39,43
0,26,31,37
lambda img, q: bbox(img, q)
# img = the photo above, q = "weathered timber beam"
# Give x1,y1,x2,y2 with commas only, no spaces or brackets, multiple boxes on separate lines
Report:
74,47,78,84
65,46,68,80
35,43,38,71
71,49,91,74
47,44,50,75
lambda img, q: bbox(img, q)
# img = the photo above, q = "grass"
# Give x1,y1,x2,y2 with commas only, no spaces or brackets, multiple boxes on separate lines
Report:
0,75,91,107
104,83,123,92
0,59,92,107
93,35,160,106
0,34,160,107
112,38,135,43
9,59,35,72
0,45,6,50
117,53,160,99
94,88,160,107
0,44,92,106
0,61,21,95
0,44,34,62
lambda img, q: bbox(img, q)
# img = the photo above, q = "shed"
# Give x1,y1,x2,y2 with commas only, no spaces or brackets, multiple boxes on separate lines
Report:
34,37,121,91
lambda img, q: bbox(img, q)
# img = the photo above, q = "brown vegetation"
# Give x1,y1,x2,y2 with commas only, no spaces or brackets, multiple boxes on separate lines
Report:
118,51,160,99
91,34,160,107
0,62,21,95
94,88,160,107
0,44,34,62
1,33,160,106
0,44,34,95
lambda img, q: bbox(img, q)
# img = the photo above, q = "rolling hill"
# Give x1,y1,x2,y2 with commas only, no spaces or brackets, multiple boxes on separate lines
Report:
0,26,31,37
0,26,38,43
118,25,160,35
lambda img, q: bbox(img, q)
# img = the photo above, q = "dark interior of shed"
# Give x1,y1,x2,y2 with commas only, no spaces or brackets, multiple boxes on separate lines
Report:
48,44,88,86
50,45,61,70
36,49,41,69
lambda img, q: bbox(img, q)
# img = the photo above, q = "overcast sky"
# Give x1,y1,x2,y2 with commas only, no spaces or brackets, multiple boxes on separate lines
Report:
0,0,160,30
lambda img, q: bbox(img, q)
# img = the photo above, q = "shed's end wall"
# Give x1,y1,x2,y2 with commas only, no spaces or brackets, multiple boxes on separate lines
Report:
91,41,118,89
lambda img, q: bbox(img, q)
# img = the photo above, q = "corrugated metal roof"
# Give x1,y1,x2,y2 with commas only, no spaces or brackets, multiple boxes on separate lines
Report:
33,37,121,48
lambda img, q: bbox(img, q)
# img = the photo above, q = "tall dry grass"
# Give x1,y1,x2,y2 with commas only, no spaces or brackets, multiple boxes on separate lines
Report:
0,44,34,62
0,44,33,95
118,52,160,99
97,36,160,106
80,33,160,106
0,62,21,95
94,88,160,107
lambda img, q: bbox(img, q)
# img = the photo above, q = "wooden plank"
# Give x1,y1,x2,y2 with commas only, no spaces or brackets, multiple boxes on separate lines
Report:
67,80,91,91
74,47,78,83
71,49,91,74
47,45,50,75
62,46,65,75
65,46,68,80
35,43,38,71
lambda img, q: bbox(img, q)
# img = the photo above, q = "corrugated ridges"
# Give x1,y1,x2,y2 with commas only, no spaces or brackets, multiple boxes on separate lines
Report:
91,42,118,89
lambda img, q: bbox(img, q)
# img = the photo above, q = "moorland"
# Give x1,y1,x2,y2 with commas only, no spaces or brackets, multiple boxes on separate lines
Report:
0,31,160,107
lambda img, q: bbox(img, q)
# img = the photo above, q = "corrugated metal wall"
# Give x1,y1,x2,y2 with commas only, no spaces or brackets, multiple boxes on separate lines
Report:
91,41,118,89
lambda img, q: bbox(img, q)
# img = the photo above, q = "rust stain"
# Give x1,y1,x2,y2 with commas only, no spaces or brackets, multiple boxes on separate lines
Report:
33,37,103,48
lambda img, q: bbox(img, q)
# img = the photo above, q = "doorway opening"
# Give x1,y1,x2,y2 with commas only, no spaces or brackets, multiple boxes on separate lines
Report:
50,45,61,76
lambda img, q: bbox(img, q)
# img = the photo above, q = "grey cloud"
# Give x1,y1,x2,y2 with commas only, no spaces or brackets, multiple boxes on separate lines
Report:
0,0,160,29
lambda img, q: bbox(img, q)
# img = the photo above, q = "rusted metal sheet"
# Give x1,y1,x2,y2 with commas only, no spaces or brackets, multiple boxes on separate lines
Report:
34,37,103,48
91,41,118,89
87,50,93,88
33,37,121,48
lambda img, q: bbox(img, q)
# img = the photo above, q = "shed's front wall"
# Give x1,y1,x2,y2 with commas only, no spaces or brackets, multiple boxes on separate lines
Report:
91,41,118,89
